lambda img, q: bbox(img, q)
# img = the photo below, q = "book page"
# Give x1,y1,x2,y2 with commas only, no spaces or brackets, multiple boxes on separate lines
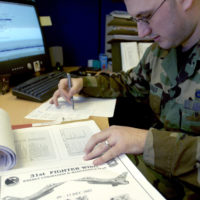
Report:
13,120,100,169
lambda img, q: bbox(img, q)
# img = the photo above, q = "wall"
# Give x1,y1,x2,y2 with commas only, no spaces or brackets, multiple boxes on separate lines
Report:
36,0,126,67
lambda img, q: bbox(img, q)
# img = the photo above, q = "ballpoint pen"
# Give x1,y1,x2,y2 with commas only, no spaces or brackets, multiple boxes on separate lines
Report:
67,73,75,110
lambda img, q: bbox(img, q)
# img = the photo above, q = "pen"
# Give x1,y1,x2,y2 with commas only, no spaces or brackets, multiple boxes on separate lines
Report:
67,73,74,110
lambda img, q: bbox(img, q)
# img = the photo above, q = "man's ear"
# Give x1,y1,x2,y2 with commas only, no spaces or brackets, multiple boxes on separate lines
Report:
179,0,193,11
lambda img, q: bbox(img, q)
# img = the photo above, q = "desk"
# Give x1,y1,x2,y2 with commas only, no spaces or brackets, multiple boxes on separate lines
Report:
0,91,109,130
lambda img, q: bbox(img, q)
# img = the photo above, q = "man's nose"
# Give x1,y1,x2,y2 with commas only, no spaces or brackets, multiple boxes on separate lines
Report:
137,22,152,38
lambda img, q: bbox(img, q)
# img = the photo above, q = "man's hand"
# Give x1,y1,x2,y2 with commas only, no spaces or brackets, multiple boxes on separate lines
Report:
50,77,83,106
84,125,148,165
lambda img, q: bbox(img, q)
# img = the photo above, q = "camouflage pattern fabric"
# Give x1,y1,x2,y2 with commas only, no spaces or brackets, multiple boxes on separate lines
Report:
128,154,200,200
81,42,200,199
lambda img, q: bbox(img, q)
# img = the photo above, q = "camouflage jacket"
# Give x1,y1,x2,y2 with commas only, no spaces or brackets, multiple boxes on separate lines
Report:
81,42,200,188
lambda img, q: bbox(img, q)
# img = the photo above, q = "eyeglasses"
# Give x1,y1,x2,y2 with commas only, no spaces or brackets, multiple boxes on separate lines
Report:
131,0,166,24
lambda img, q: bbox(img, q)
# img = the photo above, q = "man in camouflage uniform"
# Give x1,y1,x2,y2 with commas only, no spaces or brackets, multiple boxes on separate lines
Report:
51,0,200,199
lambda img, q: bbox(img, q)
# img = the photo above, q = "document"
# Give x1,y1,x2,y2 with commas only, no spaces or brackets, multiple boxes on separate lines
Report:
0,155,165,200
25,96,116,121
0,108,165,200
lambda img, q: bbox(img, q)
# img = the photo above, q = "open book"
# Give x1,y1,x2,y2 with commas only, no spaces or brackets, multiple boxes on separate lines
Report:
0,108,165,200
0,108,99,171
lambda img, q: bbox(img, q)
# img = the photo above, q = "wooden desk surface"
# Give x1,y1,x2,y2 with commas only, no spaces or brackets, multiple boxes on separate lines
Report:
0,92,109,130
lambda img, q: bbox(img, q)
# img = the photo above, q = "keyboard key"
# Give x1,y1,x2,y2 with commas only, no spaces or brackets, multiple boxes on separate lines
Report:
12,71,67,102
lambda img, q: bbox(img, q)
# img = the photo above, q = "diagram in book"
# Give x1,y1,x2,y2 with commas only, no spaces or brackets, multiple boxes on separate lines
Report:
110,193,131,200
2,182,65,200
75,172,129,186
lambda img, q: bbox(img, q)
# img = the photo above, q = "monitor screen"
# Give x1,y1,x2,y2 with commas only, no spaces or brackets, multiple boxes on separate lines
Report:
0,1,45,62
0,0,50,85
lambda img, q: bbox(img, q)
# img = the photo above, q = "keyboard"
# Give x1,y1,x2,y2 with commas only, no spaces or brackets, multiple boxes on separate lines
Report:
12,71,67,102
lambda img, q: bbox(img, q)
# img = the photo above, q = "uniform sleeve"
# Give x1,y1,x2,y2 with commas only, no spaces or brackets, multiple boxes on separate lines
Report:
143,128,200,187
81,72,129,98
81,47,153,100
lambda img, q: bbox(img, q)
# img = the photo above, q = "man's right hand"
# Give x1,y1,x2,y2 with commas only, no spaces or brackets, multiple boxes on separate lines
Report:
50,77,83,106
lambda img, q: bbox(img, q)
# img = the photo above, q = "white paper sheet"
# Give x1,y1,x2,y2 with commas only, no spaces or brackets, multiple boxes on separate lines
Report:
25,96,116,121
0,156,165,200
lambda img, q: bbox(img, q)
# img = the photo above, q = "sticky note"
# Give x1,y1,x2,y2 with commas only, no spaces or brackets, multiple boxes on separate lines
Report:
39,16,52,26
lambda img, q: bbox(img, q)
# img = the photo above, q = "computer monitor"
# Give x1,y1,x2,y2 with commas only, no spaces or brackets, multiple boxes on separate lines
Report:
0,0,50,85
